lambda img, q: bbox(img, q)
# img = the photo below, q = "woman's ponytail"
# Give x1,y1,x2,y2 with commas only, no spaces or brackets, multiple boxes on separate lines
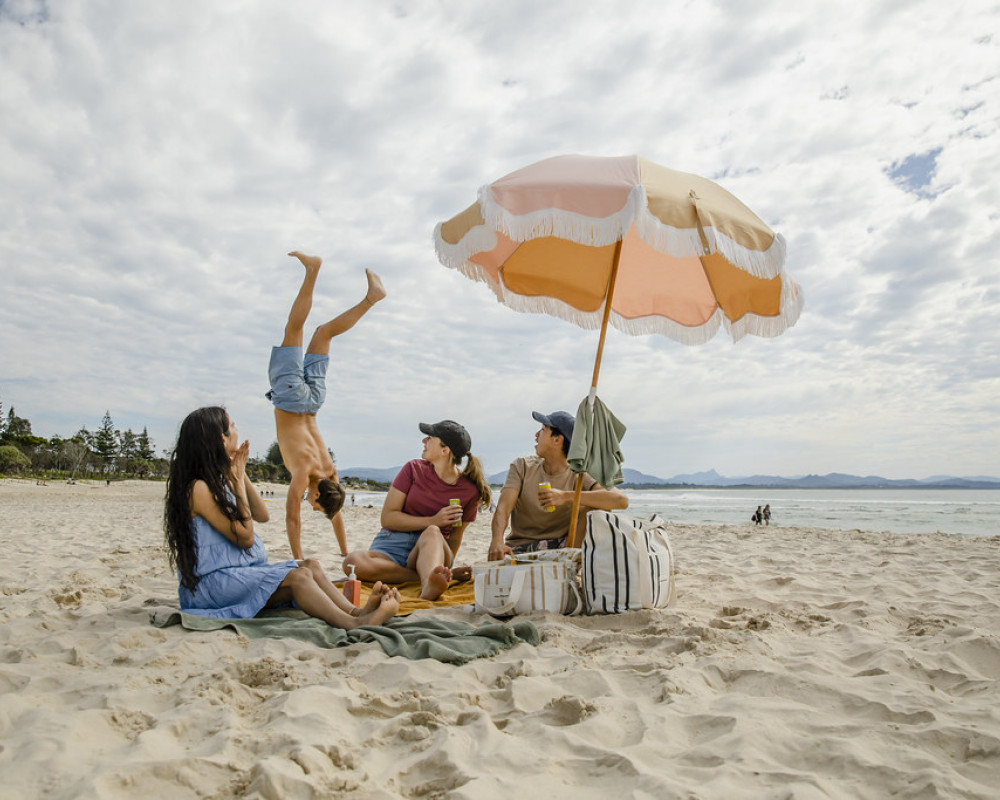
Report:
461,452,493,509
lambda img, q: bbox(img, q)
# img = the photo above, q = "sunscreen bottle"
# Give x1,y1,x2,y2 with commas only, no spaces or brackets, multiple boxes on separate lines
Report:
343,564,361,606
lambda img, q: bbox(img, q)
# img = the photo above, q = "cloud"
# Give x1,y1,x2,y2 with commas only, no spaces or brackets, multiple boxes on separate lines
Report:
1,0,998,480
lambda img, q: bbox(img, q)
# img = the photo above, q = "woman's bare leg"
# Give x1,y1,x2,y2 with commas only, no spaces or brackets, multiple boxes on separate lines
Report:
407,528,454,601
345,550,419,584
269,565,399,629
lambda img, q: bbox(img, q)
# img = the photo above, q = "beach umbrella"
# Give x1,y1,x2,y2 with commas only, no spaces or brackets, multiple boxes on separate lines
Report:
434,154,803,545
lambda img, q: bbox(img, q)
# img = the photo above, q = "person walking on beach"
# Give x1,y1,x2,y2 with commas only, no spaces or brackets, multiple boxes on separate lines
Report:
344,421,492,600
763,504,772,526
752,506,763,525
488,410,629,561
269,251,386,561
163,406,399,628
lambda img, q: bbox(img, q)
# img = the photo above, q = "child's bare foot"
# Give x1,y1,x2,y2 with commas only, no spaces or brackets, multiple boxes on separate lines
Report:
420,565,452,601
288,251,323,274
364,268,386,305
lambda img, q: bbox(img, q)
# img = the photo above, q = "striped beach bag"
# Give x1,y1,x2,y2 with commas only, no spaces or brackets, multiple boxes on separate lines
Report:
582,511,676,614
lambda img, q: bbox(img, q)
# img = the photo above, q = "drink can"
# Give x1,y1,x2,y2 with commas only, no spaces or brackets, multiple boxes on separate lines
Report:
538,482,555,512
449,498,462,528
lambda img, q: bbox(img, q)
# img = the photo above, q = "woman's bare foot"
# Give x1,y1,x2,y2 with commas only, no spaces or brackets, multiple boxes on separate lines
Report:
359,581,386,615
420,565,452,601
289,251,323,273
365,268,386,305
358,585,400,625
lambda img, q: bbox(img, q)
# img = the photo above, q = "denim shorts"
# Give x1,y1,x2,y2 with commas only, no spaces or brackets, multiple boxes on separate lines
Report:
265,346,328,414
368,529,421,568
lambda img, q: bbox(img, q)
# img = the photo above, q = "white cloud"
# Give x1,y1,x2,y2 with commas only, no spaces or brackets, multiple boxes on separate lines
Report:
1,0,998,480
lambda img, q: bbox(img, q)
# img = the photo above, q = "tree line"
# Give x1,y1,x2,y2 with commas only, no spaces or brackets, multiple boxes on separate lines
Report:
0,395,290,483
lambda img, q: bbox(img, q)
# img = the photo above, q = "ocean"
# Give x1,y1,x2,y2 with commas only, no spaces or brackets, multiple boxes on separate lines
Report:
620,487,1000,538
343,487,1000,538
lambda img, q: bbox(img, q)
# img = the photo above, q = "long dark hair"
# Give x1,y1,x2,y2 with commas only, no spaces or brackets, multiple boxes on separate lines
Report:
164,406,241,591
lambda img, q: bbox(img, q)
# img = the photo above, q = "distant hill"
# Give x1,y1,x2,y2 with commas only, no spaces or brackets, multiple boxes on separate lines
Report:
622,470,1000,490
343,466,1000,490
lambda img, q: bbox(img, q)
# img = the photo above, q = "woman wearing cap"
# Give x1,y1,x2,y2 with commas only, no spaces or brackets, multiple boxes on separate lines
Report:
343,420,492,600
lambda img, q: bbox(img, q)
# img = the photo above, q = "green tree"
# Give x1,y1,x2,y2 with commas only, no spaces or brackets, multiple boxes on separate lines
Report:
137,427,156,461
93,411,118,474
0,444,30,473
2,407,32,442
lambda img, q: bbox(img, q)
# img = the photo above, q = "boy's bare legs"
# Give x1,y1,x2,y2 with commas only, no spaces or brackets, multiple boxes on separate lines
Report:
307,268,387,354
283,251,323,347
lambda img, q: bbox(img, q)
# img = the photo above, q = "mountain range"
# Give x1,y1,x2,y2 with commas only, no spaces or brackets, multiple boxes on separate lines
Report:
340,466,1000,490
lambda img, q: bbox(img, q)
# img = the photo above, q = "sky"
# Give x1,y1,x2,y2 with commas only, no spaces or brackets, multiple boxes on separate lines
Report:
1,0,998,481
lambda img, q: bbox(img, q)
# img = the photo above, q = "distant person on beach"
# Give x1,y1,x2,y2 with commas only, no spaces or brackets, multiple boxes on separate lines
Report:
269,250,386,561
163,407,399,628
752,506,763,525
488,410,629,560
763,504,771,526
343,421,492,600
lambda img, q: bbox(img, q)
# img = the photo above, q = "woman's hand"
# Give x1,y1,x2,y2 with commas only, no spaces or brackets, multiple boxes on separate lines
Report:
430,503,464,530
230,439,250,484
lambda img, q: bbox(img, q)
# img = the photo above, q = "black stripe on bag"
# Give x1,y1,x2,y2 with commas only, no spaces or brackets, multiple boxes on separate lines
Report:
610,513,629,612
585,513,597,607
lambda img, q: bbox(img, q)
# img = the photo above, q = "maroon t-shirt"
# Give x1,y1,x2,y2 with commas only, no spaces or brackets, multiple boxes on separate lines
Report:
391,459,480,533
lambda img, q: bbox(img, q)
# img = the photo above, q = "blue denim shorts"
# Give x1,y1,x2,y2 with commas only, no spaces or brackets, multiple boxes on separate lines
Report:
368,529,420,568
265,346,328,414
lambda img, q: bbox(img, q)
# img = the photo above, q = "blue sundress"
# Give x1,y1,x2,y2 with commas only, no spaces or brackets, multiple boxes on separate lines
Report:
178,508,298,619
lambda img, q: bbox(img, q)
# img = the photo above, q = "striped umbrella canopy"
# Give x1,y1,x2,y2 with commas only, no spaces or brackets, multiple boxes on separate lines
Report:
434,154,803,545
434,153,802,344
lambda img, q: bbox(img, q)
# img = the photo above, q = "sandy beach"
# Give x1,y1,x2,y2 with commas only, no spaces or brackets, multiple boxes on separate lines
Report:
0,479,998,799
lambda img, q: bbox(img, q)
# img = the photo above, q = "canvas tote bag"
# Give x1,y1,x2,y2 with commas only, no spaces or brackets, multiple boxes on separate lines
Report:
473,550,582,617
582,511,676,614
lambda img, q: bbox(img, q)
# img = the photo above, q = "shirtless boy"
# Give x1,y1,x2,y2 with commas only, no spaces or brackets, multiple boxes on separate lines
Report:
268,251,386,560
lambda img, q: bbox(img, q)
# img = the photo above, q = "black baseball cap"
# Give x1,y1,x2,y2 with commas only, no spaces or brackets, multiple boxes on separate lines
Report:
531,410,575,443
419,420,471,459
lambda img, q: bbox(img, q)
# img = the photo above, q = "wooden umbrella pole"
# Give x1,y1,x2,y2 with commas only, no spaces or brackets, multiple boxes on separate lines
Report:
567,239,623,549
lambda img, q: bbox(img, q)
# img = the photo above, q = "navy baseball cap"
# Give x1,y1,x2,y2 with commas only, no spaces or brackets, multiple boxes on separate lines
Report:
531,410,575,443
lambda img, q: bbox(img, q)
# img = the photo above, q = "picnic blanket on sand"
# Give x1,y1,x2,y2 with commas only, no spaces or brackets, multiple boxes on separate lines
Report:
150,609,540,664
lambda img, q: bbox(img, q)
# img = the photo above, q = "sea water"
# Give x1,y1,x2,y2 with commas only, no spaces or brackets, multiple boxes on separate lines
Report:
620,488,1000,538
343,487,1000,538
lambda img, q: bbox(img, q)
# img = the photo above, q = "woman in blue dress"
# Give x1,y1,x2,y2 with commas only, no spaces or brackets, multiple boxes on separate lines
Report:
164,406,399,628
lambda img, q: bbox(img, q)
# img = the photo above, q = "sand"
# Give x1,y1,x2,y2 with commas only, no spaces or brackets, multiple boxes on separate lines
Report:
0,479,998,799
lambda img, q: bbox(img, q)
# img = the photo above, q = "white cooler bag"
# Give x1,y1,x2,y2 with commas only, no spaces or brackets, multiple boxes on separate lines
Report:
582,511,676,614
474,550,582,617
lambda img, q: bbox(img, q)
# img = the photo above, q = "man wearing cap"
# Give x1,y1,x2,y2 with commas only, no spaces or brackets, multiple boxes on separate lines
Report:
488,410,629,560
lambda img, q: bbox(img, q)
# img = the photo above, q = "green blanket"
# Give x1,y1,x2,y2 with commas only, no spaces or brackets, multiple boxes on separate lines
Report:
150,609,540,664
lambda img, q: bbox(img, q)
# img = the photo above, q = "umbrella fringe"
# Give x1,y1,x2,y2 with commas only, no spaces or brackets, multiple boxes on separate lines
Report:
433,250,805,346
432,221,498,270
477,184,637,246
465,185,785,280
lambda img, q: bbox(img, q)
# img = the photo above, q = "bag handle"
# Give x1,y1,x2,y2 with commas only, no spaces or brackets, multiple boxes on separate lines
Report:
479,569,528,616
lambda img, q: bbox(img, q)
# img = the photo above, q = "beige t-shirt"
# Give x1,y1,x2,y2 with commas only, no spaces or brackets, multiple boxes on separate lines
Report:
502,456,599,547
